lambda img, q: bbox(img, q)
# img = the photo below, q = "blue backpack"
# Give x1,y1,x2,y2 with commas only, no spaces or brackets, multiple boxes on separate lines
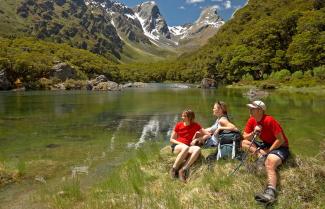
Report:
216,130,242,160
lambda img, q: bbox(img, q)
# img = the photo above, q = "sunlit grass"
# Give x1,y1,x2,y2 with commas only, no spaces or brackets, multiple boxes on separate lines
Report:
52,143,324,209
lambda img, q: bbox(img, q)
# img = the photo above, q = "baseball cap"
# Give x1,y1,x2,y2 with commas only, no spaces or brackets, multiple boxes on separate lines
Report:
247,100,266,111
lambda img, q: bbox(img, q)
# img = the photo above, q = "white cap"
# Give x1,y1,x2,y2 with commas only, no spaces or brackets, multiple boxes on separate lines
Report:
247,100,266,111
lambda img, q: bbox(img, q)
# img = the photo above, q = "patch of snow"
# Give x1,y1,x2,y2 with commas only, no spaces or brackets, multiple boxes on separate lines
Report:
100,2,106,8
135,12,160,41
169,26,187,36
125,13,136,20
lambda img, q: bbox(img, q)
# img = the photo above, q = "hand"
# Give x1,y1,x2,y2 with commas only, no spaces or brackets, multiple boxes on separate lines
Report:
254,125,262,135
213,128,220,136
260,148,269,155
190,139,198,146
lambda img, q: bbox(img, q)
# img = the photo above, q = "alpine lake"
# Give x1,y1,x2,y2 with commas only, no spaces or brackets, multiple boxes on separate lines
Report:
0,84,324,208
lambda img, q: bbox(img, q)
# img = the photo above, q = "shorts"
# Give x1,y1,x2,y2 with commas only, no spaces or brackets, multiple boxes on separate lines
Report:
254,141,290,161
171,144,177,153
202,135,218,148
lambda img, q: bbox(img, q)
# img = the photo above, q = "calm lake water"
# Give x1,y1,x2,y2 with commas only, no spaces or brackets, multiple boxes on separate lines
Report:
0,85,324,208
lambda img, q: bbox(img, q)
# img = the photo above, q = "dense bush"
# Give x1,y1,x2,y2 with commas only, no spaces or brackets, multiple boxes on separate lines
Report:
313,65,325,80
0,37,119,85
270,69,291,81
241,73,254,81
291,71,304,80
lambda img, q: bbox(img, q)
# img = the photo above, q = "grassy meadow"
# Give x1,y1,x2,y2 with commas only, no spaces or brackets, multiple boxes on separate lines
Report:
32,142,325,209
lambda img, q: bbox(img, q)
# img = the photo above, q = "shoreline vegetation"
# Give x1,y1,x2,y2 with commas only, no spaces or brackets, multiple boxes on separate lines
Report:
2,143,323,209
47,144,325,209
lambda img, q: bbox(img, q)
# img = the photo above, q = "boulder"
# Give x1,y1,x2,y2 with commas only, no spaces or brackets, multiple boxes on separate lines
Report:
51,83,66,90
132,82,148,88
243,88,269,100
0,70,12,90
50,63,77,81
120,82,147,88
121,82,133,88
86,75,110,90
95,75,108,83
92,81,120,91
200,78,217,89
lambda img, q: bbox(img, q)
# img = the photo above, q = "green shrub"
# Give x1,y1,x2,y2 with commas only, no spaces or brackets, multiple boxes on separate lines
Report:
304,70,313,78
291,71,304,80
272,69,291,81
263,73,269,80
313,66,325,80
241,73,254,81
38,78,53,90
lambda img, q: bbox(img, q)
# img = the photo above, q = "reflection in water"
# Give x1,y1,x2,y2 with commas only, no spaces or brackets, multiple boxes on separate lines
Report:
109,119,125,151
127,114,178,149
130,117,160,149
167,115,179,138
0,87,324,208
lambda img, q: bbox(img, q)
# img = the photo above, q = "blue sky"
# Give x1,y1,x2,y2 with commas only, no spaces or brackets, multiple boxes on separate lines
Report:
117,0,248,26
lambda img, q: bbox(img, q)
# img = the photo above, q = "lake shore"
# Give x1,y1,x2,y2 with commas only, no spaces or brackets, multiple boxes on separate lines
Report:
227,82,325,95
33,144,325,209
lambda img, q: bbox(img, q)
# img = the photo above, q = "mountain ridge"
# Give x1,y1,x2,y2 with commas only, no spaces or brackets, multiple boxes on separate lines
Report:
0,0,224,62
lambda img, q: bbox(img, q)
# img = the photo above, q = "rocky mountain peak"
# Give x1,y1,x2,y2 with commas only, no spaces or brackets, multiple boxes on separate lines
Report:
195,6,223,27
85,0,132,14
133,1,170,40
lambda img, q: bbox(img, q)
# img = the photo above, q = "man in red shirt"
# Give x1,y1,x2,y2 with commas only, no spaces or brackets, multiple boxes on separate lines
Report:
242,100,290,204
170,109,206,182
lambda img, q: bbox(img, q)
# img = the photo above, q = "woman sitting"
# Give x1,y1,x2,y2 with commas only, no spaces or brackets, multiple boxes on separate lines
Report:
170,109,206,182
192,101,239,147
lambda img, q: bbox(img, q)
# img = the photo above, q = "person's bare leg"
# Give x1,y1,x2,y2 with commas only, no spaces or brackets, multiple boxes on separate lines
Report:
172,144,189,169
265,154,282,189
255,154,282,203
179,146,201,181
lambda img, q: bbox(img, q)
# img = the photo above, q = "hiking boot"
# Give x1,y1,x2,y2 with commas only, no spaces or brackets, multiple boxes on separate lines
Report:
178,168,189,182
169,167,178,179
255,187,276,204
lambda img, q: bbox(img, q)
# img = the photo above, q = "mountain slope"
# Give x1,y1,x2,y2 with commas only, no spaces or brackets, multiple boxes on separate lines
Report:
118,0,325,83
0,0,123,59
0,0,224,63
168,0,325,82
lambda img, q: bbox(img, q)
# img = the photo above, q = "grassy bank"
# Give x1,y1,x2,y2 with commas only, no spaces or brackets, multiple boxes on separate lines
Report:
38,142,325,209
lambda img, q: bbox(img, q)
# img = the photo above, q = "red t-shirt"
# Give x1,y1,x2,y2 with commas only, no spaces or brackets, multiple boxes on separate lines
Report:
174,122,202,146
244,114,289,147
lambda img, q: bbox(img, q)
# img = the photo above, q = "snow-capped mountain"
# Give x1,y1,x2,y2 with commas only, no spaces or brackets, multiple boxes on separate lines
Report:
169,6,224,45
9,0,224,61
133,1,171,41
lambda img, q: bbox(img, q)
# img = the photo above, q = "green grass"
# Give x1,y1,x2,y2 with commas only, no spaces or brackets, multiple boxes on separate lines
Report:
38,143,325,209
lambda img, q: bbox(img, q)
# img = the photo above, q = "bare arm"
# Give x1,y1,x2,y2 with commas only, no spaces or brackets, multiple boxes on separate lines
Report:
190,128,210,146
243,131,254,141
264,132,285,153
170,131,182,145
243,125,261,141
214,118,238,135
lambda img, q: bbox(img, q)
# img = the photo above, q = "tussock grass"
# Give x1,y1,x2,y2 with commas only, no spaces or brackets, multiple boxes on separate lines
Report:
48,143,325,209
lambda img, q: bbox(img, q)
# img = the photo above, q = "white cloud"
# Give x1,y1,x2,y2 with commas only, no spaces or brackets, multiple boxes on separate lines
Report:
186,0,205,4
179,6,186,9
223,0,231,9
211,0,223,2
211,5,221,10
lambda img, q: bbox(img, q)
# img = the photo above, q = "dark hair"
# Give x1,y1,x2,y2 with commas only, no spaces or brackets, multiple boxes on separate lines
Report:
215,101,228,116
182,109,195,122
